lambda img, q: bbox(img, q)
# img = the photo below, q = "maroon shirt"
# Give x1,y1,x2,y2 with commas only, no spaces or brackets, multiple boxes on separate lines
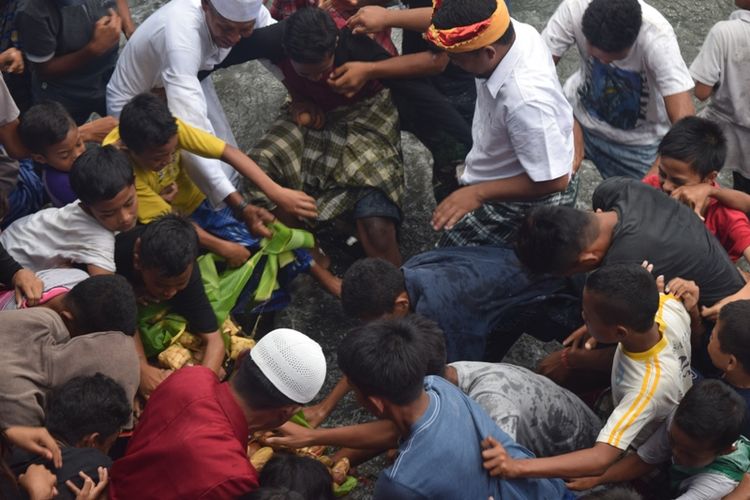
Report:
110,367,258,499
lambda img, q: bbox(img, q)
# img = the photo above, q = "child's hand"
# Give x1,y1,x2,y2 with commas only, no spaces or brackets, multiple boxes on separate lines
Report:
565,475,600,491
159,182,179,204
432,185,483,231
481,436,521,478
265,422,316,448
328,62,371,98
18,464,58,500
5,427,62,468
139,363,173,399
347,5,390,35
238,204,275,239
67,467,108,500
0,47,24,74
12,268,44,307
270,187,318,220
671,184,713,219
88,9,122,56
665,278,700,313
290,100,325,129
219,241,251,268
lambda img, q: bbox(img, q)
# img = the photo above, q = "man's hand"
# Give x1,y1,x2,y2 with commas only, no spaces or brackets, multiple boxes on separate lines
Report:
432,185,483,231
666,278,700,313
0,47,24,74
268,187,318,220
481,436,519,478
5,427,62,468
264,422,316,449
347,5,391,35
139,363,173,399
18,464,58,500
327,62,371,98
565,475,601,491
239,204,275,239
671,184,713,219
67,468,108,500
218,241,251,268
290,100,325,130
12,268,44,307
88,9,122,57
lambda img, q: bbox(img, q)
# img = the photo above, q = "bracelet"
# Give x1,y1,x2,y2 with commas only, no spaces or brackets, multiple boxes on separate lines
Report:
560,347,572,370
233,199,250,216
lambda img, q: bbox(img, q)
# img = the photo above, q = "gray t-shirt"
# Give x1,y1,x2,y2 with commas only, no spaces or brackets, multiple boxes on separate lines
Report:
452,361,602,457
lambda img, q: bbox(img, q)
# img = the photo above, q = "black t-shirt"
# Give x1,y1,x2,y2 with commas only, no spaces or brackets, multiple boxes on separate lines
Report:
10,446,111,500
115,226,218,334
0,242,22,286
593,177,745,307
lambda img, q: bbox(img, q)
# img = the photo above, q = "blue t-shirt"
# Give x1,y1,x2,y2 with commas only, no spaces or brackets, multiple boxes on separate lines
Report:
373,376,569,500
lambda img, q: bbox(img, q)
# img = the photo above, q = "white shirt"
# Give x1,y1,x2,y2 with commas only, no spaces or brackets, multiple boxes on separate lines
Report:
690,10,750,129
597,295,693,451
106,0,274,205
0,202,116,272
461,20,573,186
542,0,694,146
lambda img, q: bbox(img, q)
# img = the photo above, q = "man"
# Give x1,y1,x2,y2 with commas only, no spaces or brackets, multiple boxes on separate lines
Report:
106,0,275,236
110,328,327,499
542,0,695,179
349,0,577,247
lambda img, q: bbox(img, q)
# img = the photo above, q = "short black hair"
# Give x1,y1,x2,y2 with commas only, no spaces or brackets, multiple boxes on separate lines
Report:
18,101,76,154
341,258,406,319
431,0,514,46
717,300,750,369
515,205,598,275
283,8,338,64
64,275,138,336
119,93,179,154
45,374,131,446
338,316,429,405
240,488,304,500
582,0,642,53
232,355,299,409
69,145,135,205
658,117,727,178
260,453,335,500
673,379,746,451
585,264,658,332
138,214,199,277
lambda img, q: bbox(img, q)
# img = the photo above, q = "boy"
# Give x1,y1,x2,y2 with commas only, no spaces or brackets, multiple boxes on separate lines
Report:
110,328,327,499
0,274,139,427
643,116,750,263
567,380,750,499
0,268,88,310
341,250,580,361
348,0,577,248
108,93,316,268
114,214,226,394
0,145,138,274
14,0,133,123
481,265,693,481
708,300,750,436
18,101,118,207
541,0,694,179
10,374,131,499
690,0,750,193
337,315,569,499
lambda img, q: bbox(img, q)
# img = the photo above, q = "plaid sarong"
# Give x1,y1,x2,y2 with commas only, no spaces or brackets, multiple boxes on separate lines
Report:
246,90,404,224
437,174,580,248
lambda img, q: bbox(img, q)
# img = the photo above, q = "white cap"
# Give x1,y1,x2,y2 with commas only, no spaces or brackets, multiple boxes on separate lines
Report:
251,328,326,404
210,0,263,22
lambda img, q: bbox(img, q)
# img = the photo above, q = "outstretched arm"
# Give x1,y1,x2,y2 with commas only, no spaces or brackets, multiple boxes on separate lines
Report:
348,6,433,34
266,419,399,450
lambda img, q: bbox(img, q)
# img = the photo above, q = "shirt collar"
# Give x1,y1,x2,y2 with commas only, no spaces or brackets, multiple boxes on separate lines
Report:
730,10,750,23
483,22,522,98
216,383,250,445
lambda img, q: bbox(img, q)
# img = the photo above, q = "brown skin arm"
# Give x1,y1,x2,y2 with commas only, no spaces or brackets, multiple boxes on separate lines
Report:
115,0,136,38
86,264,113,276
693,81,714,102
347,6,432,34
566,452,656,491
724,474,750,500
265,419,399,450
664,91,695,124
198,331,225,375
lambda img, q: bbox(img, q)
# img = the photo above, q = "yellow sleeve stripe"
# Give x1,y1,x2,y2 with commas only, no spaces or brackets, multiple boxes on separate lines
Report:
606,357,661,448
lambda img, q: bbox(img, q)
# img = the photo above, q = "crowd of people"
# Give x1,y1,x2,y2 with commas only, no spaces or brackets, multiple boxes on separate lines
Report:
0,0,749,497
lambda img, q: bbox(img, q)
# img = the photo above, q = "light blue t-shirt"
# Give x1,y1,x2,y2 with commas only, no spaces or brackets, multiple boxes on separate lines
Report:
373,376,570,500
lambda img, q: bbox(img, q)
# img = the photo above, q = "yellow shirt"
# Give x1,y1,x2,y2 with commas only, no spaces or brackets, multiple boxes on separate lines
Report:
103,118,226,223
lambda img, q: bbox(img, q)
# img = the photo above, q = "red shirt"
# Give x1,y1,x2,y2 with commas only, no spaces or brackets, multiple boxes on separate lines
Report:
643,175,750,262
110,367,257,499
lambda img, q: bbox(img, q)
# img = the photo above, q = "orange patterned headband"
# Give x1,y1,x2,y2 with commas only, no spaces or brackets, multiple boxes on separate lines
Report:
425,0,511,53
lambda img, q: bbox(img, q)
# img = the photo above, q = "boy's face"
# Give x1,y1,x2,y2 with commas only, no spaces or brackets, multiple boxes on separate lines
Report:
448,47,496,78
33,124,85,171
708,322,732,372
83,184,138,233
130,135,179,172
582,288,622,345
669,422,721,468
657,155,710,196
291,53,335,83
139,263,192,301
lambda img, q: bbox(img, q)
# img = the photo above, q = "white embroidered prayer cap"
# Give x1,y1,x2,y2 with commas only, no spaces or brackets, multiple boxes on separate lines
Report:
210,0,263,22
251,328,327,404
